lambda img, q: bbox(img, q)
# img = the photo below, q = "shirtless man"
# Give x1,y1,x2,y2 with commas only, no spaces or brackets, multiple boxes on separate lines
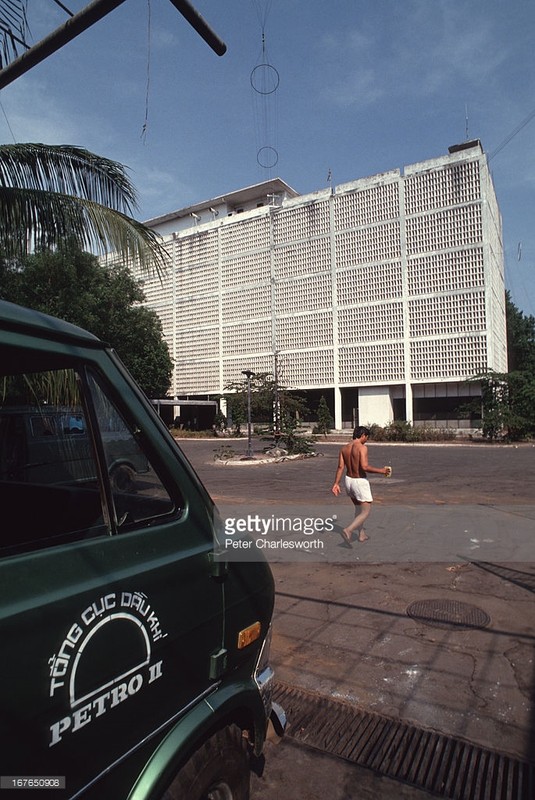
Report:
331,426,389,546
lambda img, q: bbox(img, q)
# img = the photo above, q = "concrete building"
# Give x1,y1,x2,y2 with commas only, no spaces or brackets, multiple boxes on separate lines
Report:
139,140,507,431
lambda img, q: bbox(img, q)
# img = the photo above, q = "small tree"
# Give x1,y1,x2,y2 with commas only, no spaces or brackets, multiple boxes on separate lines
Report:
213,410,227,432
314,395,334,436
505,291,535,374
279,411,314,454
223,372,271,429
223,372,308,438
475,371,535,440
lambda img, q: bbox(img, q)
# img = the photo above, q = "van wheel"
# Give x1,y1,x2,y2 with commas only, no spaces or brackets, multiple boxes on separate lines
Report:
163,724,250,800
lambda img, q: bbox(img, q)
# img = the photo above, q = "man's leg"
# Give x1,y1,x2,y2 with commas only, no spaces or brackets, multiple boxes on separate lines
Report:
343,500,371,543
352,501,371,541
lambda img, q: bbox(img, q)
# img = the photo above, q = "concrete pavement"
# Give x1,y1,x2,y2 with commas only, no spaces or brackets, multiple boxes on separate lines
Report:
179,437,535,796
268,559,534,758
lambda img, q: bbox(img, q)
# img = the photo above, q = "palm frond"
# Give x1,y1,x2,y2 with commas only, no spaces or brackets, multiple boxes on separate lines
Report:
0,143,138,213
0,0,28,68
0,186,169,274
0,143,169,273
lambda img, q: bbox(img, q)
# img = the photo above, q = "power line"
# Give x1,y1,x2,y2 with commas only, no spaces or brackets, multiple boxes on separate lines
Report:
488,105,535,161
0,98,16,142
51,1,74,16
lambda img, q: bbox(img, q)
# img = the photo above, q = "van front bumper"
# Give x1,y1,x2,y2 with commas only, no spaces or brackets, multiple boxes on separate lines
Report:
254,626,286,738
269,699,286,737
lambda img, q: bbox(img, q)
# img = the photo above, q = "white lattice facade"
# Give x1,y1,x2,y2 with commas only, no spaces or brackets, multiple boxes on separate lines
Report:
140,142,506,429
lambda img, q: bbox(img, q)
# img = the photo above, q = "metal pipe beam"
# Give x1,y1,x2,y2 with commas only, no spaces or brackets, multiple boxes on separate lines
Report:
168,0,226,56
0,0,126,90
0,0,226,91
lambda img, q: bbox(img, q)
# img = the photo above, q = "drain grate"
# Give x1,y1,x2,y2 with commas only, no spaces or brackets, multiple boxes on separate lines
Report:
273,682,534,800
406,599,491,630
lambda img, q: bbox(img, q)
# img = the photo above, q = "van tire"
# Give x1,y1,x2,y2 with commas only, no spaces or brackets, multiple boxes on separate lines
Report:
163,724,250,800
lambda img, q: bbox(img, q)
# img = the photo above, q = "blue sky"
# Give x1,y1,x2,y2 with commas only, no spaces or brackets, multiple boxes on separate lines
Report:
1,0,534,315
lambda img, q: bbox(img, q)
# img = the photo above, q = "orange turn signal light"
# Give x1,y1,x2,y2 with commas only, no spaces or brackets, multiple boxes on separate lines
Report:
237,621,261,649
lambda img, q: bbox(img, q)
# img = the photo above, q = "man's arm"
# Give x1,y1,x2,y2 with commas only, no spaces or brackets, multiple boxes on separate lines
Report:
331,451,345,495
360,444,389,476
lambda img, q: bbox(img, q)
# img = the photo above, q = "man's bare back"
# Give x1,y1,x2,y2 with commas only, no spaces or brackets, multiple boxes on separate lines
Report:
340,439,368,479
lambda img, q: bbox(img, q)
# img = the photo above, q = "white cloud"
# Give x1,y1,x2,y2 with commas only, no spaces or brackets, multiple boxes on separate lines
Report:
398,5,507,96
317,27,382,108
323,68,384,109
315,1,509,111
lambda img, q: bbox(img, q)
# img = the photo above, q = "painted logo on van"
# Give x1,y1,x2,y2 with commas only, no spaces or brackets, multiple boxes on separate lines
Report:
48,591,166,747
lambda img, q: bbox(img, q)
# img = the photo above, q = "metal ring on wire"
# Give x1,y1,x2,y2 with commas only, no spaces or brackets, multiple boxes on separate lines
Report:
257,146,279,168
250,63,280,95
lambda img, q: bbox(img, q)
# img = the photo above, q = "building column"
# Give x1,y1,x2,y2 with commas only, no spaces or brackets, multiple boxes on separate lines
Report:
405,382,413,423
329,182,342,433
334,386,342,430
399,173,412,425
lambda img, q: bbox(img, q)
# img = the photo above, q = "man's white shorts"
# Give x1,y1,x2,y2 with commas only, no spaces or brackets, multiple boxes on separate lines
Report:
345,476,373,503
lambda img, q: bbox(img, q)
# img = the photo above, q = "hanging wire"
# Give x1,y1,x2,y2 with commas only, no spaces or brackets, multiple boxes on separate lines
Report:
489,104,535,316
505,244,535,318
252,0,274,33
0,98,16,141
250,0,279,173
141,0,152,143
51,1,74,16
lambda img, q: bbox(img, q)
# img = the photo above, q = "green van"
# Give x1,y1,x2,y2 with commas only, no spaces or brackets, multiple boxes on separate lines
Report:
0,300,283,799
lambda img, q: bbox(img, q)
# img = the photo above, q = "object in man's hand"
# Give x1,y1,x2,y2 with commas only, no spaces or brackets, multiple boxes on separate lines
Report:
384,466,392,478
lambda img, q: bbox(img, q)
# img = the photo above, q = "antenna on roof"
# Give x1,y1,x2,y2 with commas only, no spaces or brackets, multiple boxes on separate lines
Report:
267,193,282,208
327,168,334,195
465,104,470,140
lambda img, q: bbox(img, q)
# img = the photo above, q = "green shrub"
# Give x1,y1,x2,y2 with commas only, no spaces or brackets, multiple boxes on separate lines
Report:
213,443,236,461
171,428,215,439
368,422,457,443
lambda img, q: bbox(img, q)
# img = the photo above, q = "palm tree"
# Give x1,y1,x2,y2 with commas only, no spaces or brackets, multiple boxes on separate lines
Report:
0,142,168,272
0,0,28,69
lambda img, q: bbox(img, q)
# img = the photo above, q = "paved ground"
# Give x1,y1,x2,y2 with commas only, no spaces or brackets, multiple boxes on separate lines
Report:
178,436,535,798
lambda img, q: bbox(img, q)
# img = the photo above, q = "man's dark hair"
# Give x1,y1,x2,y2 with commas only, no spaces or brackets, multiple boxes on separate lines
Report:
352,426,370,439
